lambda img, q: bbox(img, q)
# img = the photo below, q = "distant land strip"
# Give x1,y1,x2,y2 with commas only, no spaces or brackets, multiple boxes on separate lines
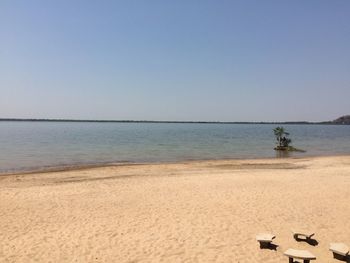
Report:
1,118,348,125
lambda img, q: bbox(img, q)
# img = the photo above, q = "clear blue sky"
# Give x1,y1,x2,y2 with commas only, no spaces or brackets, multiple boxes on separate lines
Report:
1,0,349,122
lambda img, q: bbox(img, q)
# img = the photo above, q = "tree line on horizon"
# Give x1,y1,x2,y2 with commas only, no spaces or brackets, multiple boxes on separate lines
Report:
0,115,349,124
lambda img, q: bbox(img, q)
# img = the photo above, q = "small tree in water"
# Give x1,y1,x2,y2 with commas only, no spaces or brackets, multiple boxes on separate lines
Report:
273,127,291,149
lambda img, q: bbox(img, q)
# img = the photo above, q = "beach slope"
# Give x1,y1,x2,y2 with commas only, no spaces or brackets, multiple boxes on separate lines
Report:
1,156,350,262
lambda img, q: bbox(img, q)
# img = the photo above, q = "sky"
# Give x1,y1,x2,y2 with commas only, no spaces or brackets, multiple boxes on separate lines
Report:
1,0,349,122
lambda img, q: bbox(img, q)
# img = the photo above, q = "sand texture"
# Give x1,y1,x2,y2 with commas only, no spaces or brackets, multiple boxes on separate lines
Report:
1,156,350,262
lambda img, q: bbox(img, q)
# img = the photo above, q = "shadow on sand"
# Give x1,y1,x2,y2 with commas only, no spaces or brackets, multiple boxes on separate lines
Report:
259,242,278,251
332,253,350,262
295,236,319,246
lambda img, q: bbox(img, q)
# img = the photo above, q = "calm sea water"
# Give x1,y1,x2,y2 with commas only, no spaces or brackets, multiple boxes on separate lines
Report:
1,121,350,173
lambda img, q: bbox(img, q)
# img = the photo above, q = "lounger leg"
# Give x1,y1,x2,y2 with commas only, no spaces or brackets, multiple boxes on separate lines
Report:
303,260,310,263
289,257,293,263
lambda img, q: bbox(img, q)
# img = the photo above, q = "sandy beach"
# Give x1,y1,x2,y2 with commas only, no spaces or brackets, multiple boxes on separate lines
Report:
1,155,350,262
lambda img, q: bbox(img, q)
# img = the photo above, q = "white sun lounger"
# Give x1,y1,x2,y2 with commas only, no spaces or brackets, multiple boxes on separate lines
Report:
284,248,316,263
291,229,315,240
256,233,275,248
329,242,349,257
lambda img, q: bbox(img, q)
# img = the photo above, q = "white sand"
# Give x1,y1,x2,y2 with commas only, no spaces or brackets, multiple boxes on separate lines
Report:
1,156,350,262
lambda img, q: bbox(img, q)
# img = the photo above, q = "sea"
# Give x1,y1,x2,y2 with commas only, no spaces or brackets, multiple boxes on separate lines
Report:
1,121,350,174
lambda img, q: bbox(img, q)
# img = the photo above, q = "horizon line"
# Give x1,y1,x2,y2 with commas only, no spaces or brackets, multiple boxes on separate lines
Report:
0,117,336,125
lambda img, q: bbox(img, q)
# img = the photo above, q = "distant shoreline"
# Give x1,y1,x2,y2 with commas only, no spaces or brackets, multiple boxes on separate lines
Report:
0,118,342,125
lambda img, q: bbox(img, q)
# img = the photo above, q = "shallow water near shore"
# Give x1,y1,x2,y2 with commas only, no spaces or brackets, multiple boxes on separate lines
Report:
1,121,350,173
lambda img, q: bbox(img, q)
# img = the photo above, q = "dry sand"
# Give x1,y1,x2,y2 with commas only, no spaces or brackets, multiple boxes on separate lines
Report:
1,156,350,262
